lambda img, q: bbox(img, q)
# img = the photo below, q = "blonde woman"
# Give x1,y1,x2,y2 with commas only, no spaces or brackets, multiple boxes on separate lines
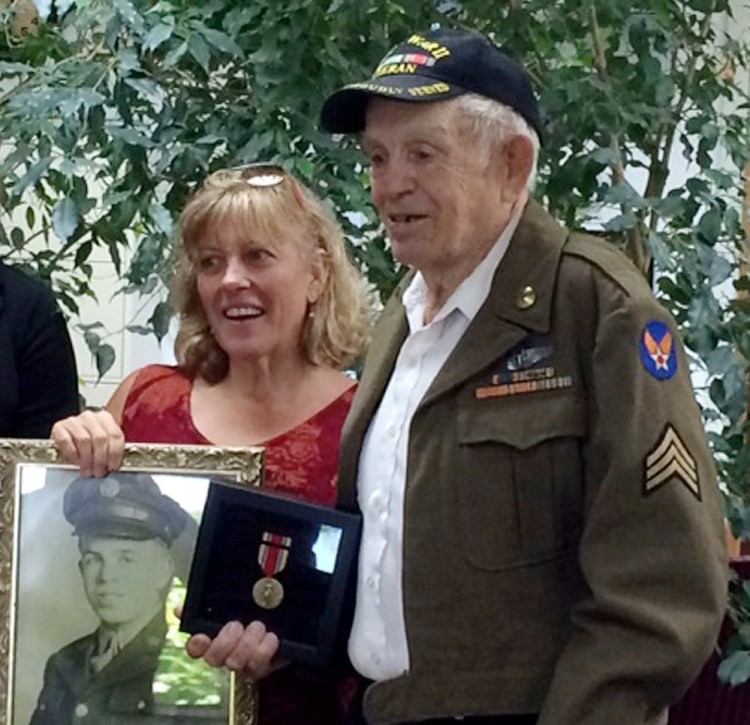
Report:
52,164,370,724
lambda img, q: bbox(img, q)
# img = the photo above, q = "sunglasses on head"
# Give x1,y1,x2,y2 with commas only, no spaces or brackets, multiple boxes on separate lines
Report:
227,162,308,209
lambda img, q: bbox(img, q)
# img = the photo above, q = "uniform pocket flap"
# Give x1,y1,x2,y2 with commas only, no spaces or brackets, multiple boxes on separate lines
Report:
457,394,588,450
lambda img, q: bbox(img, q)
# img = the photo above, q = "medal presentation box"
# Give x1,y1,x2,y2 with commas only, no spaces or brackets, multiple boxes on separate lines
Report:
180,480,362,668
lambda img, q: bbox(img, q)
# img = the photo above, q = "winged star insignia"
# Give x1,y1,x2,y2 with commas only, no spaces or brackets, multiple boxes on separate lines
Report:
643,424,700,501
640,321,678,380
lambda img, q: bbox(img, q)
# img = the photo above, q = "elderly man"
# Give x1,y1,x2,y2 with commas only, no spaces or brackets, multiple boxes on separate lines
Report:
30,472,188,725
188,27,727,725
320,27,727,725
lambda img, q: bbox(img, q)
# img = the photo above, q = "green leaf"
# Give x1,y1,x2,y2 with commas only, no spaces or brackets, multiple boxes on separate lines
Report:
656,194,685,219
149,203,173,236
113,0,145,34
110,127,156,148
12,159,52,197
163,41,188,68
10,228,25,250
589,147,621,166
603,211,638,232
95,343,116,380
0,62,33,75
603,183,644,208
198,28,243,57
718,650,750,686
149,301,173,341
51,199,79,243
697,208,722,245
707,254,733,286
143,23,174,52
187,34,212,74
124,78,162,104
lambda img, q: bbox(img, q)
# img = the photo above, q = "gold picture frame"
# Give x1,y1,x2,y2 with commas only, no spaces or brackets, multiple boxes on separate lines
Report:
0,439,263,725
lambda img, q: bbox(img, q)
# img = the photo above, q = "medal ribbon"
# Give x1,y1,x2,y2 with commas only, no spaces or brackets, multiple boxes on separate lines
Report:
258,532,292,577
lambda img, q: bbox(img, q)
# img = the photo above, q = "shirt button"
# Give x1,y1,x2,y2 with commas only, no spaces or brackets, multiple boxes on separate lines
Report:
74,703,89,718
366,576,376,588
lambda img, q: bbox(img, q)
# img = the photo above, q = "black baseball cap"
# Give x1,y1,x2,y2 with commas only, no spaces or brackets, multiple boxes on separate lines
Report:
320,28,543,141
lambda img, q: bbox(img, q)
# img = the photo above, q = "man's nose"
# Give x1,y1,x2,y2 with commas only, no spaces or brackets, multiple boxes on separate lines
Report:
97,560,115,581
377,159,416,199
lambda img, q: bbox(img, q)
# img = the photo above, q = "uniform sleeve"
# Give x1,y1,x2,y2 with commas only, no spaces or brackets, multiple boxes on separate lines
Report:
538,277,728,724
15,286,79,437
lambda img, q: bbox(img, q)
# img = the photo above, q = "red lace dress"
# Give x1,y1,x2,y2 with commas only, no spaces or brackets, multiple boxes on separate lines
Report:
121,364,365,724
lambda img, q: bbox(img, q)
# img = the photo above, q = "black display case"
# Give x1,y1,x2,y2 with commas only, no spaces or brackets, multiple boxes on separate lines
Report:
180,480,361,668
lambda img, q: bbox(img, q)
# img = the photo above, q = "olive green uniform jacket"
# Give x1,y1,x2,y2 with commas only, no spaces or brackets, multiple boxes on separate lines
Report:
29,614,167,725
338,202,728,725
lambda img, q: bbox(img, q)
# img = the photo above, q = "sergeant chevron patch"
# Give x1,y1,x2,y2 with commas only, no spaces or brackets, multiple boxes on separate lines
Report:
643,424,700,501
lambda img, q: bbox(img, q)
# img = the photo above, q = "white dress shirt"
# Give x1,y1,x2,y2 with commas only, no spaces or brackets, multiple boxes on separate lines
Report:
348,209,522,680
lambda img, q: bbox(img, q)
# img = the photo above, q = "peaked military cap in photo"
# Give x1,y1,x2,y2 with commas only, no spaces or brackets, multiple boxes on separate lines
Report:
63,472,188,545
320,27,543,140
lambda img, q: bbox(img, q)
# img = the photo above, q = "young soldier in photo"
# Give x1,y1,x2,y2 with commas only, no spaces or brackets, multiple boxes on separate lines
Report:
30,472,188,725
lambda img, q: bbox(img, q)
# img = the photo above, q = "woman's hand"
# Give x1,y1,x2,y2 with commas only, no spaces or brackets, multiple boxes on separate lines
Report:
51,409,126,478
186,621,287,681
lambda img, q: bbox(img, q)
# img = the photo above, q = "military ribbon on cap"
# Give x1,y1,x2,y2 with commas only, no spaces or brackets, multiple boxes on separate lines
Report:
640,320,678,380
643,424,700,501
252,532,292,610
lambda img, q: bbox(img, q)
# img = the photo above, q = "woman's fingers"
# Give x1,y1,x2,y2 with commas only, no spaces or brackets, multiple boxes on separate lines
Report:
185,621,282,681
185,632,214,660
224,621,280,677
51,410,125,477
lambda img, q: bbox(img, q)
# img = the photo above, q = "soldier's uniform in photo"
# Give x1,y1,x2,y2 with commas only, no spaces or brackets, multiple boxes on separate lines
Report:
29,473,188,725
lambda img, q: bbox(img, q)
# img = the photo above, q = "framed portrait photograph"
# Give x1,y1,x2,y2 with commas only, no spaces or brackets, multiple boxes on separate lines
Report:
0,439,263,725
181,481,362,669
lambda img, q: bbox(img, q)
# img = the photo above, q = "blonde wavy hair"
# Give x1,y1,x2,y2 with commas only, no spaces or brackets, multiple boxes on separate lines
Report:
171,166,369,384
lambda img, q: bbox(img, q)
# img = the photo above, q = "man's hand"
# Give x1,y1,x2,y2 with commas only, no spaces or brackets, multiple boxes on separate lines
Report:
186,620,287,681
51,409,125,478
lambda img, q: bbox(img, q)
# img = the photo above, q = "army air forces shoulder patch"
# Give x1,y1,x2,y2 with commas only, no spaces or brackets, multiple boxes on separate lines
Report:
640,320,678,380
643,424,700,501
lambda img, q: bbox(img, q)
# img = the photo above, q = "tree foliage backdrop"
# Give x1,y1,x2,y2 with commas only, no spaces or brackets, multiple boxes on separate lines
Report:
1,0,749,680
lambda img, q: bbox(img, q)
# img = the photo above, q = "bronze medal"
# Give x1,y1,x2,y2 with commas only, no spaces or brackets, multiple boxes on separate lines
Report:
252,576,285,609
254,532,292,610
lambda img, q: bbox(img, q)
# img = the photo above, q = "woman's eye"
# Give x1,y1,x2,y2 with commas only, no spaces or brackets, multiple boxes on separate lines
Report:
247,248,270,262
198,256,220,272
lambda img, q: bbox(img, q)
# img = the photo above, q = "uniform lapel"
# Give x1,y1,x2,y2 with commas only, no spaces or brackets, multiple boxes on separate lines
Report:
421,200,568,408
338,280,409,511
82,615,166,694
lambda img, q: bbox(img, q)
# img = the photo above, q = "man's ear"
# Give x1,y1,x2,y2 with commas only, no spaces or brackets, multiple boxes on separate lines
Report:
498,134,534,203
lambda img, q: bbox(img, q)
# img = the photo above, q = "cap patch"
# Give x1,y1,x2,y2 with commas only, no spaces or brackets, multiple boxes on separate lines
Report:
375,53,437,78
643,423,700,501
640,321,677,380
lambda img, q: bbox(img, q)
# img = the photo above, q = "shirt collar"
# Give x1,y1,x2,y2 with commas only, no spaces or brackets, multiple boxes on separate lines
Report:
402,201,525,332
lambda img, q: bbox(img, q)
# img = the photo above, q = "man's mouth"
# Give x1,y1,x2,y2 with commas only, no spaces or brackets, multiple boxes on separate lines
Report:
388,213,426,225
95,592,123,603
